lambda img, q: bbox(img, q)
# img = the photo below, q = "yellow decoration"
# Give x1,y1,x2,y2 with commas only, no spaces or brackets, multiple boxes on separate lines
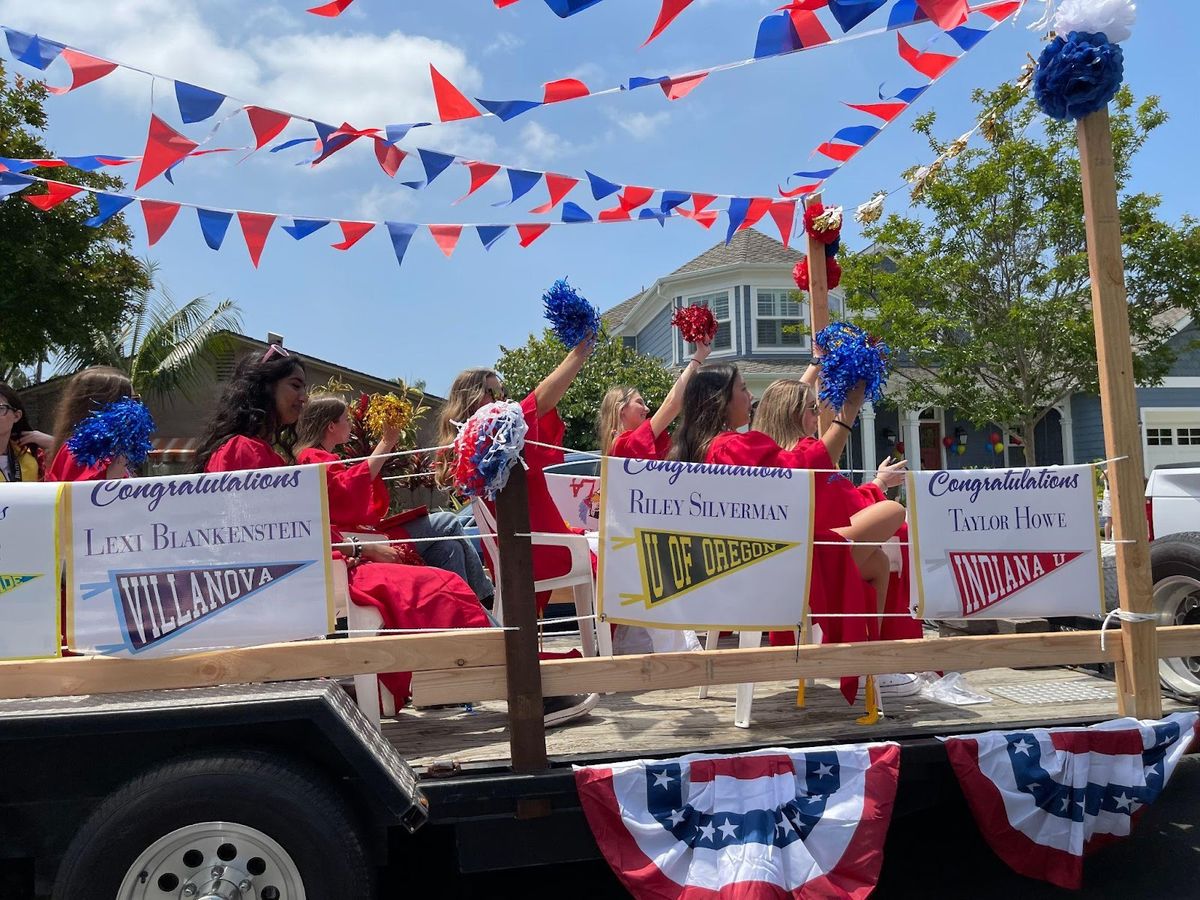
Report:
856,676,882,725
795,678,806,709
855,193,887,225
364,392,415,436
944,130,973,160
812,205,843,233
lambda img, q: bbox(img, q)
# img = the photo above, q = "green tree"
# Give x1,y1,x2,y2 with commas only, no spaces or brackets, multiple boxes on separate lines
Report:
842,82,1200,465
497,329,677,450
0,59,150,379
56,258,243,402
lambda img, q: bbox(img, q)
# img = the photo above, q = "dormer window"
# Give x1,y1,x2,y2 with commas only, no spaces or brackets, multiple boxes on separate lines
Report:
686,290,733,352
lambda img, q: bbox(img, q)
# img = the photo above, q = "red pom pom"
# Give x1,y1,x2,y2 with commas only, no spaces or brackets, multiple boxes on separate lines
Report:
671,304,718,344
804,202,841,246
792,259,810,291
793,256,841,290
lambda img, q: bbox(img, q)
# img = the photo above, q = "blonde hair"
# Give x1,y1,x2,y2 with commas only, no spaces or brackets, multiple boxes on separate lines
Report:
50,367,133,464
754,379,818,451
295,395,348,454
436,367,498,488
596,385,640,456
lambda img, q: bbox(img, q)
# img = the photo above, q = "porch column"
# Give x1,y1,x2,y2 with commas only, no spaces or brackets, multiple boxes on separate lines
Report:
902,409,921,472
1058,403,1075,466
860,401,878,477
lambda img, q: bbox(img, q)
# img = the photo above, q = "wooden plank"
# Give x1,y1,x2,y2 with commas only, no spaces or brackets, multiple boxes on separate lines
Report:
805,192,834,433
1077,107,1161,719
494,465,549,772
412,625,1200,705
0,630,506,700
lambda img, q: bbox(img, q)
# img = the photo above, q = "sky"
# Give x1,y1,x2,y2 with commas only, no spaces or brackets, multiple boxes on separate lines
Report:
0,0,1193,394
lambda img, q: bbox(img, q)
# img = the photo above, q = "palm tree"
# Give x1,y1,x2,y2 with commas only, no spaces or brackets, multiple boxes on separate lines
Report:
57,259,243,402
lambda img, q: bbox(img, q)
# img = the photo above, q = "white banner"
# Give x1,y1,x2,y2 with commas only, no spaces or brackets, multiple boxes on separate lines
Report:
598,457,814,630
545,471,600,530
907,465,1103,619
0,483,63,660
65,467,335,656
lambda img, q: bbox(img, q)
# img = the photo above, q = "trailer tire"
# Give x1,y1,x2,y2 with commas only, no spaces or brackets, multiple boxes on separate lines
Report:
1151,532,1200,698
52,750,375,900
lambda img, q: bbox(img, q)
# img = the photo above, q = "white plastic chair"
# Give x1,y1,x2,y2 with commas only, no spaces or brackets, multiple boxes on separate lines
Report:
332,533,398,730
472,499,612,659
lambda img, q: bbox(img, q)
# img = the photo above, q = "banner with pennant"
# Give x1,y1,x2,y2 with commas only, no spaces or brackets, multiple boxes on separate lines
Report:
0,482,63,661
598,456,814,630
906,464,1104,619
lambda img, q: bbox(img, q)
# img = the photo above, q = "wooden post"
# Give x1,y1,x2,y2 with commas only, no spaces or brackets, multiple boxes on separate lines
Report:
494,465,549,772
805,193,834,435
1076,107,1161,719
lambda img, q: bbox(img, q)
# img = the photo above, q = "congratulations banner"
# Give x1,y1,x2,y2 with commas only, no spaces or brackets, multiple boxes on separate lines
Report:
907,465,1103,619
0,483,63,660
64,467,335,656
598,457,814,630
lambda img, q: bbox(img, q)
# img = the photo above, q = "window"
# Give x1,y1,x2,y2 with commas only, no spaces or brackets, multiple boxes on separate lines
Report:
1178,427,1200,446
755,288,806,349
687,290,733,352
1146,428,1173,446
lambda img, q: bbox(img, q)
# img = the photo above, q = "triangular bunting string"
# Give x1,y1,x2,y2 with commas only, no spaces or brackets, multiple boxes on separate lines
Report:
529,174,579,213
768,200,797,247
430,65,482,121
455,162,502,203
331,221,375,251
237,211,276,268
196,208,234,250
517,223,551,247
135,115,198,189
429,224,464,257
24,180,82,210
47,49,117,95
140,199,181,246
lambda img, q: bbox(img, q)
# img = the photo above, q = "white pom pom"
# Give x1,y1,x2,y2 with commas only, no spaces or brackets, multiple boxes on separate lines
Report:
1054,0,1136,43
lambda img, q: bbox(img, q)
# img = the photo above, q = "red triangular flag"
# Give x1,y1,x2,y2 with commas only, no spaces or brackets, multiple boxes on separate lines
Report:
691,193,717,213
529,174,579,213
429,224,464,257
618,186,655,212
308,0,354,15
430,65,481,121
693,209,719,229
777,181,822,199
737,198,773,232
914,0,968,28
660,71,708,101
897,33,957,80
373,139,407,178
140,199,181,246
816,142,861,162
789,8,831,47
542,78,589,104
24,181,82,210
47,49,117,95
517,223,551,247
844,101,908,122
331,221,375,251
768,200,797,247
598,206,632,222
643,0,696,45
136,114,199,189
976,0,1022,21
238,212,276,268
245,107,291,150
455,161,501,203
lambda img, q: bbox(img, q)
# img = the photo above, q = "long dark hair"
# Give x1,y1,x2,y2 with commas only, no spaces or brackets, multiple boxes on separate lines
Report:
193,354,306,472
668,363,740,463
0,382,33,442
50,367,134,464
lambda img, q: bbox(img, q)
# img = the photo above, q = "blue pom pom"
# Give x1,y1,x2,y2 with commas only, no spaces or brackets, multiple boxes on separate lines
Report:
815,322,890,410
543,277,600,349
67,397,156,467
1033,31,1124,121
824,236,840,258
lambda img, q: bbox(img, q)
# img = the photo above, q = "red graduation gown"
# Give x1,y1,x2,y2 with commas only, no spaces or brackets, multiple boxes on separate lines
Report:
45,445,115,482
610,419,671,461
208,436,488,705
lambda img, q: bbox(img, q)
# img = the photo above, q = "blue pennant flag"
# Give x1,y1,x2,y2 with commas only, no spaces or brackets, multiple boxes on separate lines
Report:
639,208,669,227
60,155,122,171
477,225,510,250
832,125,880,146
561,202,593,223
196,208,234,250
827,0,887,33
0,172,34,200
887,0,924,28
401,180,426,190
725,198,753,245
586,170,621,201
754,13,802,59
494,168,542,207
475,98,542,122
270,138,313,154
0,158,37,174
281,218,330,240
3,28,64,70
882,84,929,104
384,123,429,143
419,148,456,185
791,167,840,180
175,81,227,124
386,221,418,268
627,75,669,90
84,193,134,227
660,190,690,213
946,25,989,52
544,0,606,17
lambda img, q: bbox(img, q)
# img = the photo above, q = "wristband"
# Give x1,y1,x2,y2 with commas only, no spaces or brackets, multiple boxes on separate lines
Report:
832,419,853,433
348,536,362,560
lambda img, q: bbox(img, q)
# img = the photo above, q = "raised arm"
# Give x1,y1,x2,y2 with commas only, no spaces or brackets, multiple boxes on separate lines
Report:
649,340,712,437
533,340,594,418
366,422,402,480
820,381,866,463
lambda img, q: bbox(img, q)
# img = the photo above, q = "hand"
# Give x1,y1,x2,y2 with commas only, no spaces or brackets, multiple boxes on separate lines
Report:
874,457,908,489
571,334,597,360
362,542,403,564
16,430,53,451
377,423,402,453
692,340,713,365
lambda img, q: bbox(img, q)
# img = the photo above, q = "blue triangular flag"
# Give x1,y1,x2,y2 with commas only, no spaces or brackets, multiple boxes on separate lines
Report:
627,75,669,90
196,208,234,250
887,0,924,28
586,171,621,201
754,12,802,59
946,25,989,52
561,202,593,223
832,125,880,146
401,180,427,190
475,98,542,122
0,172,34,200
60,155,121,171
175,81,227,124
270,138,313,154
0,157,37,173
493,169,542,207
419,148,456,185
660,190,690,213
3,28,64,70
791,168,840,180
281,218,330,240
725,198,753,245
544,0,606,17
883,84,929,104
385,123,430,144
386,222,418,267
163,159,184,185
639,208,669,227
477,225,510,250
84,193,134,227
827,0,887,33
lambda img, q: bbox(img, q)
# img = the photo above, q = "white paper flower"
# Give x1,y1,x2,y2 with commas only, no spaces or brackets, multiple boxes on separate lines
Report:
1054,0,1136,43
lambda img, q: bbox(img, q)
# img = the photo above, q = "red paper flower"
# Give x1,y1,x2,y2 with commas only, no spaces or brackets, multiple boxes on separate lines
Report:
671,304,718,344
793,257,841,290
793,259,810,291
804,202,842,245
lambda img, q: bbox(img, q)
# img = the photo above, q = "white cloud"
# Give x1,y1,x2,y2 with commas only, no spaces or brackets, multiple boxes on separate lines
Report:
483,31,523,56
516,122,574,165
609,110,670,141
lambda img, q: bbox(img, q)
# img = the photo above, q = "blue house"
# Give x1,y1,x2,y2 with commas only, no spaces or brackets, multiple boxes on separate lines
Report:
603,229,1200,476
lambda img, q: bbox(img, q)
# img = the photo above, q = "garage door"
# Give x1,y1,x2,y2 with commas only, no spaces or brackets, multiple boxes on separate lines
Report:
1143,410,1200,475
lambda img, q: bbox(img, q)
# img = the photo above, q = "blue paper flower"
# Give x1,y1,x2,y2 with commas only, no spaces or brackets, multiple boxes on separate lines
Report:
543,278,600,349
67,397,156,467
1033,31,1124,122
815,322,890,410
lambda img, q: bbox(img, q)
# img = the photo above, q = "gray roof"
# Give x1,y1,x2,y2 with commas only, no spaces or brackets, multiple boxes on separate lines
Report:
602,292,644,330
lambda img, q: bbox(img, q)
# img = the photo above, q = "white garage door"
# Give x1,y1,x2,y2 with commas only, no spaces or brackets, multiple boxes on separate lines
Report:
1143,409,1200,476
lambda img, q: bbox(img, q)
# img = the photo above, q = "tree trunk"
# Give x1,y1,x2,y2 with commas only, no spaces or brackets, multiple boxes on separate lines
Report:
1020,420,1037,467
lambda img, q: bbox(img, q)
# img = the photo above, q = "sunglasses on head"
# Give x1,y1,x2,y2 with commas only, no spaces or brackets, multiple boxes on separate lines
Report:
261,344,290,363
485,386,507,402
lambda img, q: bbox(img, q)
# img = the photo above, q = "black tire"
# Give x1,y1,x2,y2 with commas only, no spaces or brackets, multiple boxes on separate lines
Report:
1150,532,1200,697
52,751,375,900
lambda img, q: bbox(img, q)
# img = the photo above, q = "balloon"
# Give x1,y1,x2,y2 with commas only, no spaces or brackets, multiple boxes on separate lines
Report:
956,444,967,456
989,431,1001,443
993,441,1004,453
942,436,954,449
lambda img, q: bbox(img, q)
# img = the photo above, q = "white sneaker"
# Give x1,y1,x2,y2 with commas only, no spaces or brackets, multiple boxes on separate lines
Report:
543,693,599,728
858,673,921,701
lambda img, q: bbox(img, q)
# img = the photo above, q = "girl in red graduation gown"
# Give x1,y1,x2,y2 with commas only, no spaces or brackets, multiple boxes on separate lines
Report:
44,367,136,482
193,348,489,707
436,340,595,615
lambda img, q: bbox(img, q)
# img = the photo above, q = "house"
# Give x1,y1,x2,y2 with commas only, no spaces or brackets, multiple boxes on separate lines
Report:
603,229,1200,477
